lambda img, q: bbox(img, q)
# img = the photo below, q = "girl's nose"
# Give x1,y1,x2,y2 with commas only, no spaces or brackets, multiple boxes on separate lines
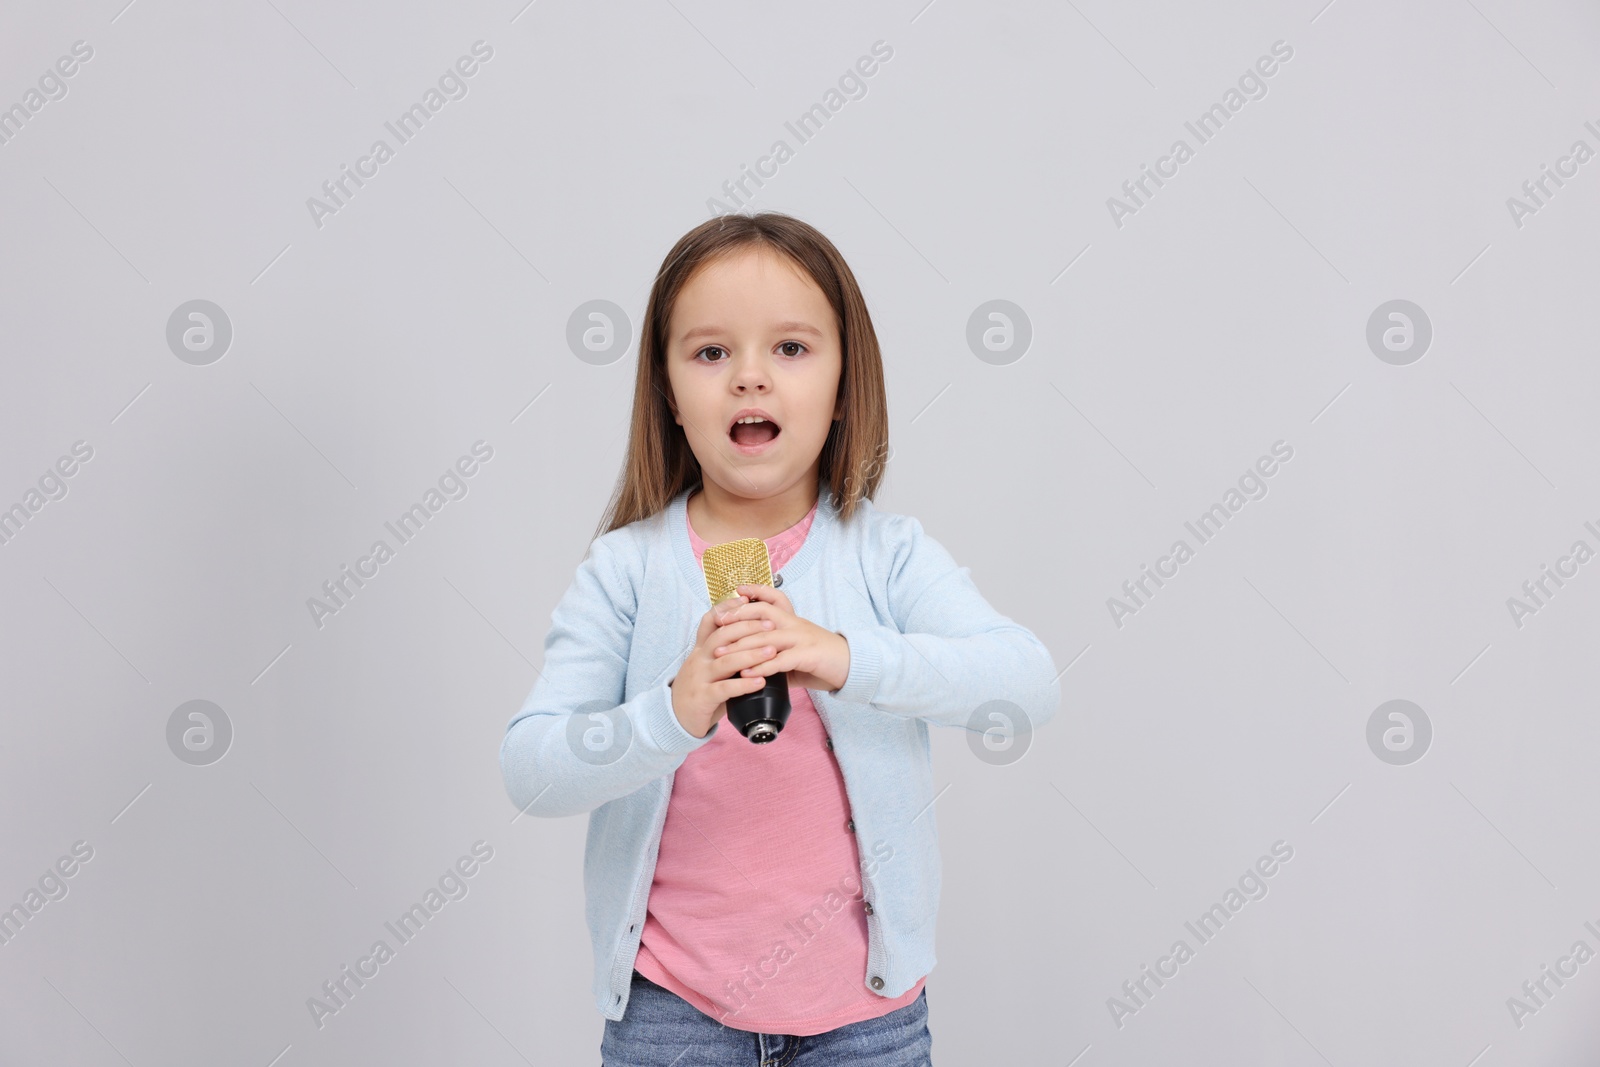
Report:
730,353,771,392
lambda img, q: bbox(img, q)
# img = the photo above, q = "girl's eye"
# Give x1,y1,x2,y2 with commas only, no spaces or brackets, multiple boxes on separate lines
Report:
694,343,808,362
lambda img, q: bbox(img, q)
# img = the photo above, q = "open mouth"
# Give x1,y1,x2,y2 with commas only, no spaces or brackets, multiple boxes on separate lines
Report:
729,414,781,451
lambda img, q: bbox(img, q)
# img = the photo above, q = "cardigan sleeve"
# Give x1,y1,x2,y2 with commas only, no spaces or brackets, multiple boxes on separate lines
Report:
829,514,1060,734
499,533,716,818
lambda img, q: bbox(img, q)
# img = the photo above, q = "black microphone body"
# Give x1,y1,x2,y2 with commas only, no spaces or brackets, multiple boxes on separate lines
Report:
727,670,790,744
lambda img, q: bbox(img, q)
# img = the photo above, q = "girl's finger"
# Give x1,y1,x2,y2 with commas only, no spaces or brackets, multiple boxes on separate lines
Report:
714,629,783,656
714,674,769,699
715,646,777,678
743,585,793,611
709,619,771,644
740,650,794,677
718,601,777,625
715,601,760,624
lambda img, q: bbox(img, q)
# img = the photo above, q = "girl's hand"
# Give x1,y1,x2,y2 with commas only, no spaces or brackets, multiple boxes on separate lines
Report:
670,594,774,739
713,584,851,693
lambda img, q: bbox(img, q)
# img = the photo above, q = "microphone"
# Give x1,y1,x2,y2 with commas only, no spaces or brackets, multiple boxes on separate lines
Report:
701,537,790,743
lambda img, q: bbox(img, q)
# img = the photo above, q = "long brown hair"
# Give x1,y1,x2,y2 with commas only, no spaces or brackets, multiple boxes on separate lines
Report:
594,212,889,538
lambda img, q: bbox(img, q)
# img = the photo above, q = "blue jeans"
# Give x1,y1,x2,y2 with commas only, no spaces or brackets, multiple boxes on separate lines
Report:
601,970,934,1066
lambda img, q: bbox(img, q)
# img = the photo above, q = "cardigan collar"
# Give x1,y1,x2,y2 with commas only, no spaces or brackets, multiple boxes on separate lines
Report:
667,480,838,600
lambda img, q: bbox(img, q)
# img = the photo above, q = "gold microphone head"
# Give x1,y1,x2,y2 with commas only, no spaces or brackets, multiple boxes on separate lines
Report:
701,537,773,605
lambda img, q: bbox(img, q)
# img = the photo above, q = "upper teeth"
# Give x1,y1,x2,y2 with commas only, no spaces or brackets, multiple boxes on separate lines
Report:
735,416,768,424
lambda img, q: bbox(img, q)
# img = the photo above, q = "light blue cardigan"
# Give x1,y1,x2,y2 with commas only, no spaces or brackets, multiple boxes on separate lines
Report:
499,480,1060,1022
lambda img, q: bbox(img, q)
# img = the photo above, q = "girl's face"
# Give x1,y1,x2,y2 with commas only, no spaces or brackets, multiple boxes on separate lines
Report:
664,246,843,503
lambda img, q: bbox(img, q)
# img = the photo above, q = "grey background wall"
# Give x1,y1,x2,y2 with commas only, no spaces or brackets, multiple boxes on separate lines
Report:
3,0,1598,1063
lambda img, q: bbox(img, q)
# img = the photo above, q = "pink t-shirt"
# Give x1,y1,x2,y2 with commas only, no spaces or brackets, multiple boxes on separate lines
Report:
631,496,926,1035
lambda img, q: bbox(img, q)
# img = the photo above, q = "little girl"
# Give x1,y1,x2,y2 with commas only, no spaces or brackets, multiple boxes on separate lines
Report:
500,212,1059,1065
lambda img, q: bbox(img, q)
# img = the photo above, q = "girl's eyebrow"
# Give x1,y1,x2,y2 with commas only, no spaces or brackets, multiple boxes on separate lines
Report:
679,321,823,343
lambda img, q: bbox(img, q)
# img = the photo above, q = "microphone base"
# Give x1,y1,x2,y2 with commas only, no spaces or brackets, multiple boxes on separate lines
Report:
727,673,790,744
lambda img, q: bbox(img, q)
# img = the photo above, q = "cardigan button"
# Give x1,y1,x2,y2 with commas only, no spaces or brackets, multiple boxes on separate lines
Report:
825,737,833,751
845,819,855,833
870,976,884,991
863,901,874,915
